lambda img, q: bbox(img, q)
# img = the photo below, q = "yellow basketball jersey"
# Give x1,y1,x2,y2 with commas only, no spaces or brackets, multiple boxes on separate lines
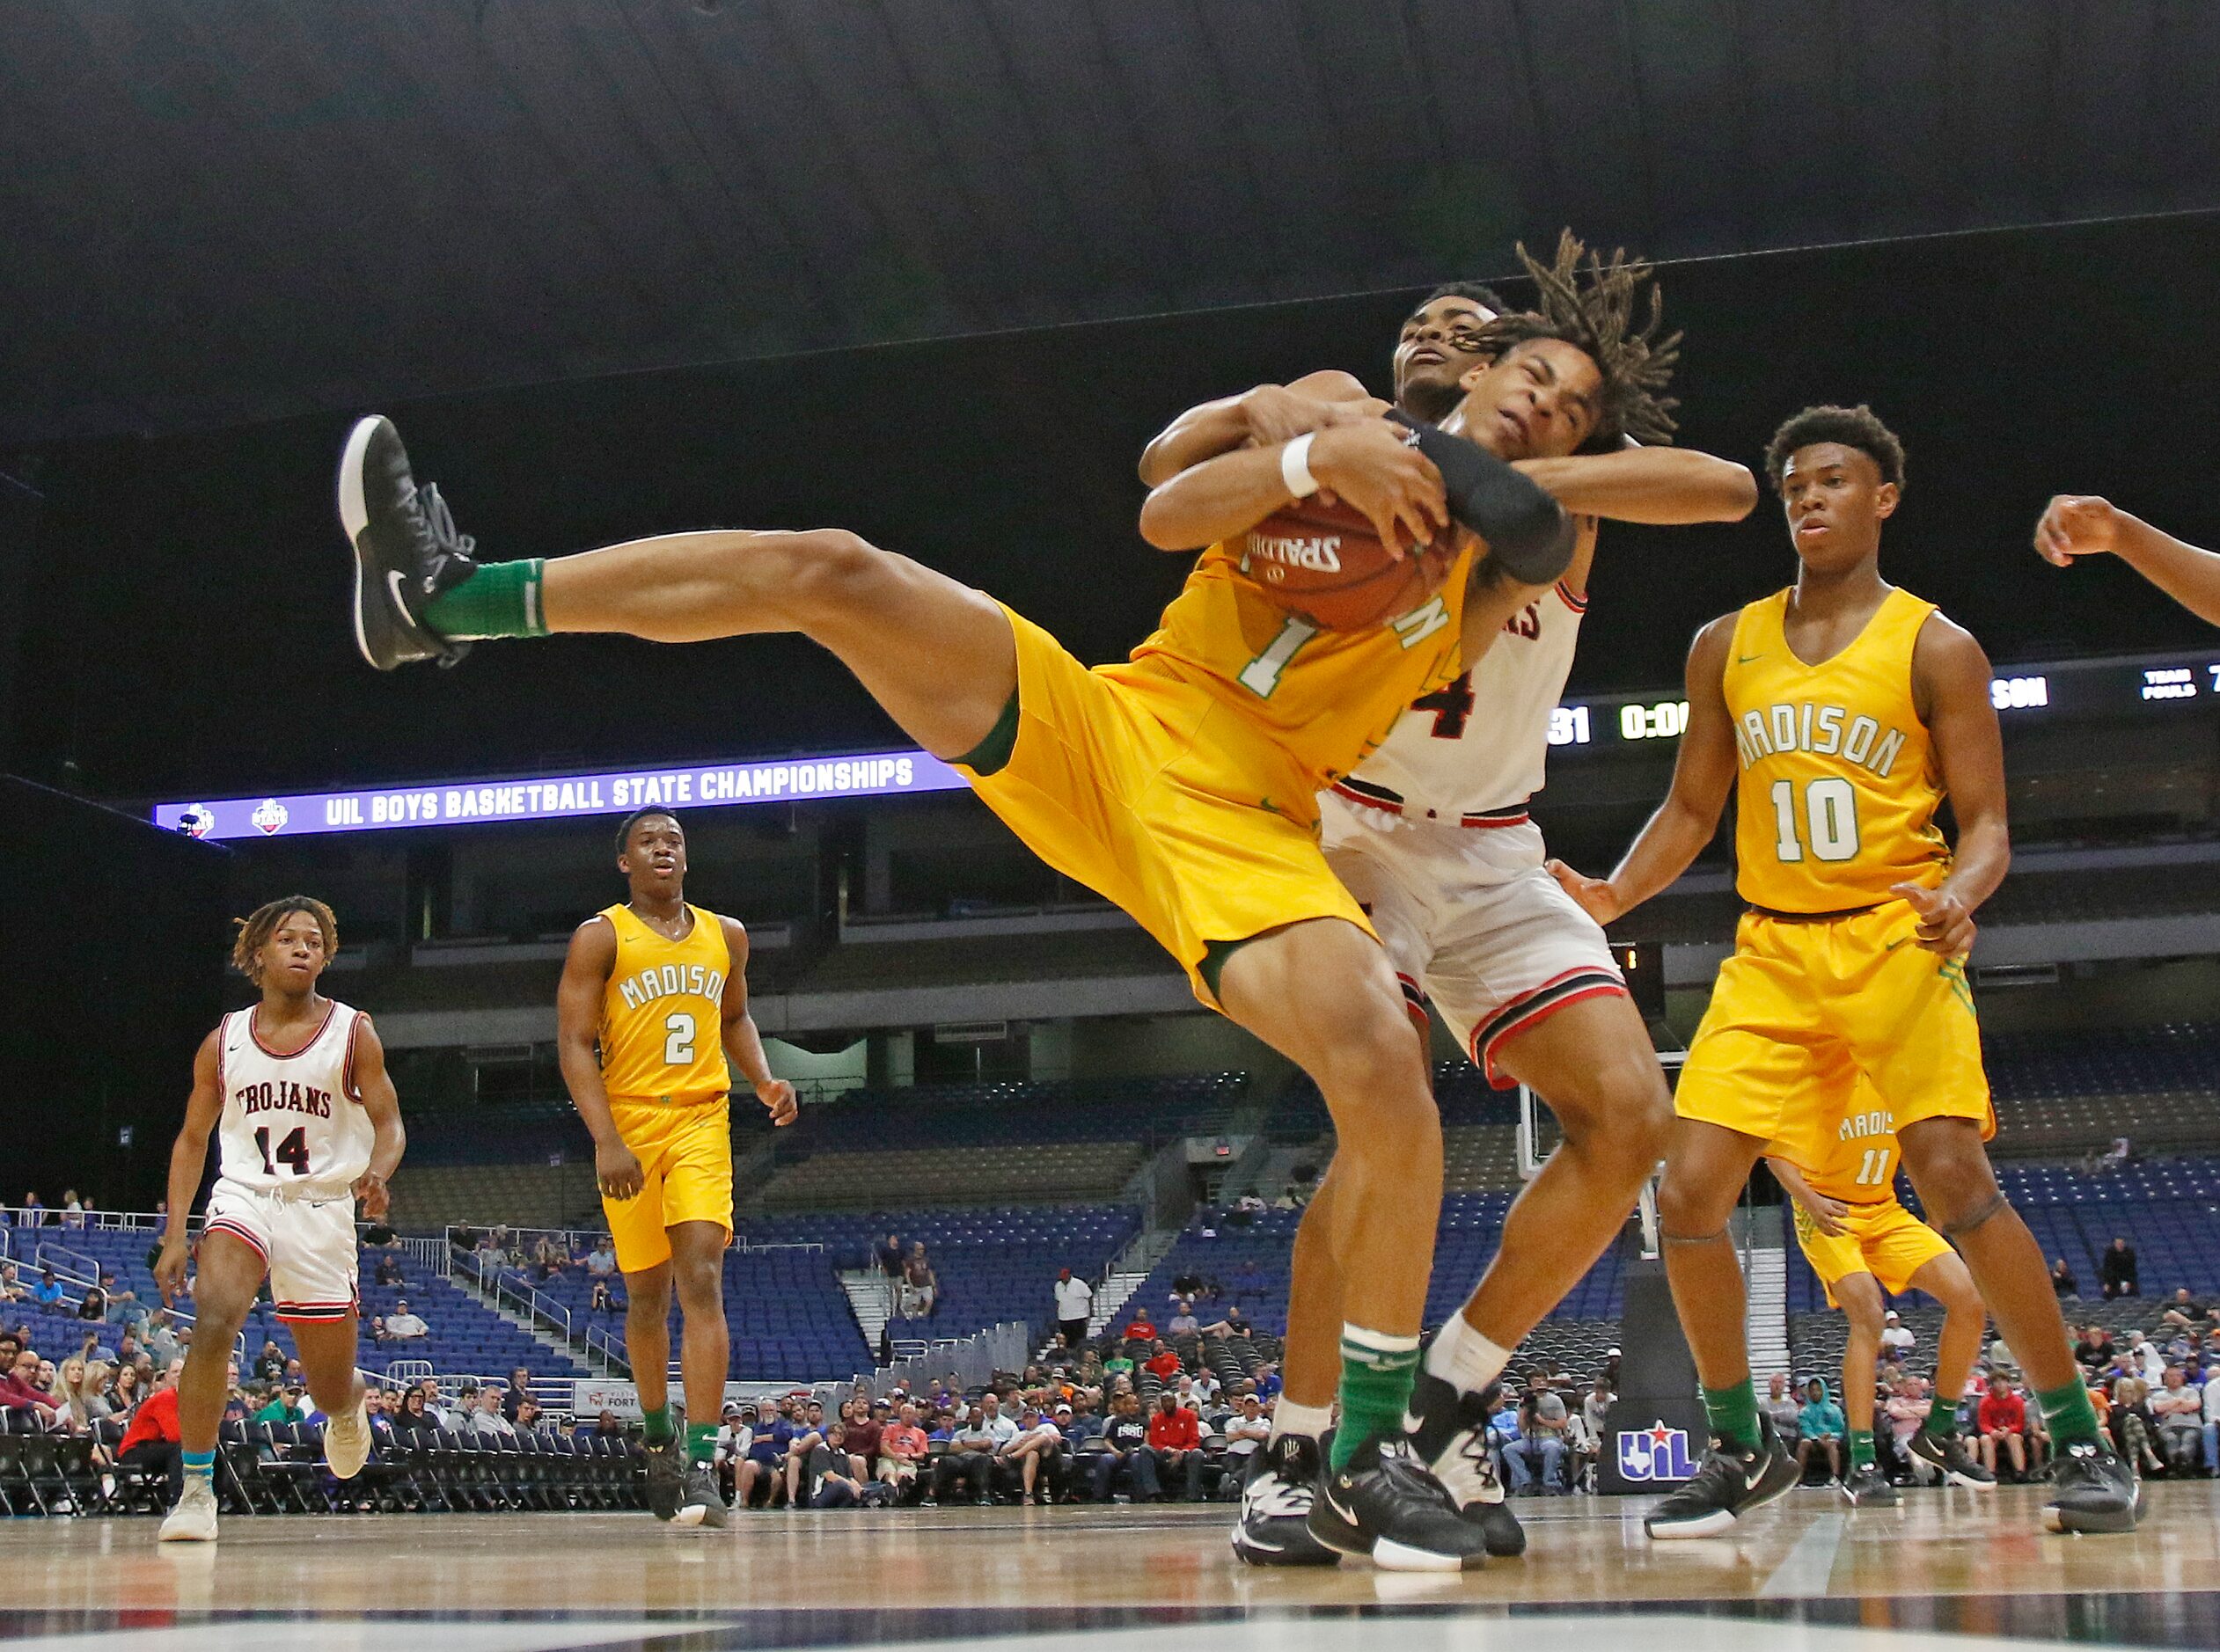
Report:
1725,587,1951,913
596,903,731,1104
1117,539,1476,792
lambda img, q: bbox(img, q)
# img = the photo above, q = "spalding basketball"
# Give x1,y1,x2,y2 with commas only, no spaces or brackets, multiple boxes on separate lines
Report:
1237,497,1462,632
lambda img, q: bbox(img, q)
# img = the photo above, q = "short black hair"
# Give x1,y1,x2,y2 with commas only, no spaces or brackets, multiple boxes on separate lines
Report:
614,806,681,856
1417,280,1510,316
1764,404,1905,494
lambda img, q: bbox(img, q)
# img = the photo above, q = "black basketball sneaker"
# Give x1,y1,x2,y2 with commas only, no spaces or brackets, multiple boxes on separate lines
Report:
2043,1439,2141,1534
1230,1433,1339,1566
1907,1428,1997,1489
1405,1371,1526,1556
1641,1414,1799,1540
642,1438,684,1521
337,414,481,670
1840,1462,1899,1507
1309,1436,1490,1572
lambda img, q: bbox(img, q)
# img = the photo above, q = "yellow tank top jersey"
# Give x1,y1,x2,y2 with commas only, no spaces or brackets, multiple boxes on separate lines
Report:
1118,538,1476,794
1725,587,1951,913
1799,1100,1906,1204
596,903,731,1104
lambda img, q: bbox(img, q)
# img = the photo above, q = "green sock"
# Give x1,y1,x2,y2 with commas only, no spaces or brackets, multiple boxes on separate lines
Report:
1702,1378,1763,1454
685,1421,719,1466
421,558,547,640
1328,1326,1421,1474
1848,1428,1876,1470
2037,1378,2103,1448
1922,1399,1960,1441
641,1404,676,1447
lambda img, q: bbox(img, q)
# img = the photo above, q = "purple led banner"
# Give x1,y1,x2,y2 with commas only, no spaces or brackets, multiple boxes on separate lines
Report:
153,749,968,841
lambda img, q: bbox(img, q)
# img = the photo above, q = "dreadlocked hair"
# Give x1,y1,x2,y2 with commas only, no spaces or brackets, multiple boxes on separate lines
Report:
231,895,339,983
1764,404,1905,493
1474,230,1681,451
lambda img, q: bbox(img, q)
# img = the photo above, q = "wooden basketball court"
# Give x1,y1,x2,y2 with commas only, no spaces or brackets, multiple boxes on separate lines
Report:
2,1483,2213,1652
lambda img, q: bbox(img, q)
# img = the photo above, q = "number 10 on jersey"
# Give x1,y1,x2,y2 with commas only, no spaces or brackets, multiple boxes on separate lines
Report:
1769,777,1860,863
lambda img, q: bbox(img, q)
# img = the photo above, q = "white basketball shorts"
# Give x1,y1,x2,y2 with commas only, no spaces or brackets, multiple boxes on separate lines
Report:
202,1177,360,1324
1321,789,1627,1086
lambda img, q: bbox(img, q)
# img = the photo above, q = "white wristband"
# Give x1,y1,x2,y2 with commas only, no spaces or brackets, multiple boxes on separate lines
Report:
1280,431,1320,500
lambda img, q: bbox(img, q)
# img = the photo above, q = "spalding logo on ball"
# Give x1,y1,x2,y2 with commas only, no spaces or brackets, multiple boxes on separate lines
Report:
1238,498,1462,632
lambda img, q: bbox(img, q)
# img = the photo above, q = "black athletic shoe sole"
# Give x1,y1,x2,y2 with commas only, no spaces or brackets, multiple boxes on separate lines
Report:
643,1442,683,1522
338,414,460,671
1309,1462,1488,1572
1469,1499,1528,1556
1907,1432,1997,1490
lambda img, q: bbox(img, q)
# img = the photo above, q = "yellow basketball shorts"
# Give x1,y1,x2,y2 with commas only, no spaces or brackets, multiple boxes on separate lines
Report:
601,1095,734,1273
1675,900,1995,1149
959,605,1373,1009
1791,1197,1956,1307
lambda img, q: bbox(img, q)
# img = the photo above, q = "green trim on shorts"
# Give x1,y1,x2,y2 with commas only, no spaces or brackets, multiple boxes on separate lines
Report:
1198,937,1257,1003
956,690,1021,777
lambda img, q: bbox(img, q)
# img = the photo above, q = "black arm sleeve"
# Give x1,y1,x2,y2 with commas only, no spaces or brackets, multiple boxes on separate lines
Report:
1387,410,1575,585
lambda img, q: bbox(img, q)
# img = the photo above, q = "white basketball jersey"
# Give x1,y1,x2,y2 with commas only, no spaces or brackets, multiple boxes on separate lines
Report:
215,999,373,1196
1337,582,1586,821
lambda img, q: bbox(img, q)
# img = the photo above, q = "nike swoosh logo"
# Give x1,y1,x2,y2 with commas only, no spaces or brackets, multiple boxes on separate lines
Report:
387,569,413,612
1737,654,1764,663
1883,938,1909,951
1402,1411,1425,1435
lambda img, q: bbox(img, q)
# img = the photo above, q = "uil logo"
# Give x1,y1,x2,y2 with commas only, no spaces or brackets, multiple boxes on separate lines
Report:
177,804,216,840
250,799,290,836
1617,1420,1697,1482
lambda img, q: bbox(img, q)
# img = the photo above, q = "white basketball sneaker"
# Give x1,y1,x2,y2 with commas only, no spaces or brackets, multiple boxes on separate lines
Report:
159,1478,220,1542
324,1396,372,1480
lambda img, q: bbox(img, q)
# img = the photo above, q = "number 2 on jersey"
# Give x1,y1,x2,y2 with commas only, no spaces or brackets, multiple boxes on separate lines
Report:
1769,776,1860,863
664,1012,697,1065
255,1126,311,1178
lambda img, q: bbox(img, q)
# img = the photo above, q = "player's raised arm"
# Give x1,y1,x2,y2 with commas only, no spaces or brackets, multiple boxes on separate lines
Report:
1135,370,1378,487
154,1029,224,1303
717,916,796,1128
556,916,643,1201
1137,416,1449,555
346,1015,406,1222
2034,495,2220,628
1901,615,2010,956
1513,445,1758,525
1550,613,1740,925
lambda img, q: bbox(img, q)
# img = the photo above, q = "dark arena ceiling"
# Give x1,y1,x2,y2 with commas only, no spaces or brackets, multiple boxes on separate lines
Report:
5,0,2219,443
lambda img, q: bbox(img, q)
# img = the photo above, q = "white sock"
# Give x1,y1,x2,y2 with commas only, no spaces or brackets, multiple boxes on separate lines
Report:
1425,1313,1513,1398
1268,1399,1334,1445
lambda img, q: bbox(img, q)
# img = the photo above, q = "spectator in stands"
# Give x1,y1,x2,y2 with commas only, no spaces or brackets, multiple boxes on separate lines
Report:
1796,1378,1846,1483
502,1367,533,1423
375,1253,405,1288
140,1312,180,1371
2099,1236,2140,1298
1054,1268,1094,1350
844,1398,883,1481
2050,1256,2079,1298
109,1363,143,1417
117,1361,185,1505
1583,1374,1616,1442
531,1236,568,1281
878,1234,905,1278
1190,1367,1221,1410
737,1403,794,1508
2094,1137,2132,1173
392,1388,438,1441
2125,1330,2166,1385
1223,1393,1270,1475
29,1268,63,1307
1882,1375,1933,1483
1507,1376,1570,1495
54,1354,113,1431
2111,1375,2165,1476
253,1341,286,1384
937,1396,1009,1505
783,1400,832,1503
1166,1297,1199,1337
590,1280,619,1317
1976,1371,2031,1480
1879,1310,1915,1356
18,1192,44,1225
2152,1367,2204,1473
712,1403,753,1501
60,1189,84,1229
1142,1340,1182,1382
877,1401,929,1499
585,1236,619,1279
1102,1347,1136,1383
470,1385,517,1439
1122,1306,1158,1344
1000,1403,1070,1504
807,1422,867,1508
1,1346,61,1422
1092,1390,1159,1502
2162,1288,2217,1331
2076,1325,2114,1371
900,1244,938,1316
0,1262,20,1304
1198,1304,1251,1340
1146,1389,1204,1501
515,1397,544,1435
255,1385,308,1425
384,1298,429,1341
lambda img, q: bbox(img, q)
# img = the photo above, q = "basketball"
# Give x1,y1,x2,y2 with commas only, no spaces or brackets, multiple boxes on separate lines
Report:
1237,496,1462,632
